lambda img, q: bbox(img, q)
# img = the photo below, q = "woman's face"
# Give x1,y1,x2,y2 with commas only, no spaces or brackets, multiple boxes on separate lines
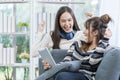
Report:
59,12,74,33
83,24,95,43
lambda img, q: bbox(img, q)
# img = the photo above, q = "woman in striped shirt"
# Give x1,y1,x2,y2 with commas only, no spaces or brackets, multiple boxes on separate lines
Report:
55,14,112,80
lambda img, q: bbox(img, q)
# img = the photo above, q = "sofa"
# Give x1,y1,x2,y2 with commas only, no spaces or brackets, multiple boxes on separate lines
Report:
37,47,120,80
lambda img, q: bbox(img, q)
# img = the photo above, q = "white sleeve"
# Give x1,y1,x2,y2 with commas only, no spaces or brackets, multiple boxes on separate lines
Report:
70,31,86,48
35,32,45,41
31,33,52,55
78,31,86,42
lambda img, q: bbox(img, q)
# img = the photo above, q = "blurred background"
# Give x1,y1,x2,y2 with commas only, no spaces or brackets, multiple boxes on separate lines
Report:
0,0,120,80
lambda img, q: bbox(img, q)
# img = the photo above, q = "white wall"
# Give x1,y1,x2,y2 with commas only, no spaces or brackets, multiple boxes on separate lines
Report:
99,0,120,46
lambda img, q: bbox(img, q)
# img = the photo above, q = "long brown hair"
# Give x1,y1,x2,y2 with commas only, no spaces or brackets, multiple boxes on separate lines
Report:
80,14,112,52
51,6,80,49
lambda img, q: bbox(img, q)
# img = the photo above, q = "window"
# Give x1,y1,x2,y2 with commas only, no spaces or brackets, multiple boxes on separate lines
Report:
0,0,100,80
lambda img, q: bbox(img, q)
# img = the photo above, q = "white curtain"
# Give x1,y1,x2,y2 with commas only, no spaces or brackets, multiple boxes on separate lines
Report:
99,0,120,46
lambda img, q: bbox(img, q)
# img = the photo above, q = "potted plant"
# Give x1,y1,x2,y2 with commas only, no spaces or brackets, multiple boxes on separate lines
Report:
19,52,30,63
0,67,13,80
17,22,29,32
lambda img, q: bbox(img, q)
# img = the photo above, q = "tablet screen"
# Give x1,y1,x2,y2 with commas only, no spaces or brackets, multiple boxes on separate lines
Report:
39,48,56,66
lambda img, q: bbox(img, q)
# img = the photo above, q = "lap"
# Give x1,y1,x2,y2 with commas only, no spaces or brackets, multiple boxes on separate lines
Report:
55,71,89,80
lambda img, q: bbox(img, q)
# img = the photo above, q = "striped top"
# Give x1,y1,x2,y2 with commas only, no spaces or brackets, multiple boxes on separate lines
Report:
63,38,109,80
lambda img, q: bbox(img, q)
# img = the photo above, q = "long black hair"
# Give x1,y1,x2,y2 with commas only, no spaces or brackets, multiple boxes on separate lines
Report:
51,6,80,49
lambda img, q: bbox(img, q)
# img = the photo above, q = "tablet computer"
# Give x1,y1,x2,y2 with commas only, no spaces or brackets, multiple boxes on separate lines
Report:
38,48,56,66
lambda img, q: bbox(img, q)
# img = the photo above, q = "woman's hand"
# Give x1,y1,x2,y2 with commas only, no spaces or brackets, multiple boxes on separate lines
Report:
42,60,51,70
38,21,45,32
85,12,93,18
104,28,112,38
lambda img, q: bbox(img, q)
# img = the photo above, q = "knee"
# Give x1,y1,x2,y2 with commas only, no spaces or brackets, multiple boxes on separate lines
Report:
55,72,68,80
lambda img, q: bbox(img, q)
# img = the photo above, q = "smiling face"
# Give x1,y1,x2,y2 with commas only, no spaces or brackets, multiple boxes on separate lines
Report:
59,12,74,33
83,26,93,43
83,23,98,44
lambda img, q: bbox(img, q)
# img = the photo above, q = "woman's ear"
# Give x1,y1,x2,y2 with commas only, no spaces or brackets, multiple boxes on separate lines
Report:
94,30,99,36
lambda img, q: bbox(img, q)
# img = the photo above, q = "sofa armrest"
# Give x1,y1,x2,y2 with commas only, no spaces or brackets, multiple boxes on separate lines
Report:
95,47,120,80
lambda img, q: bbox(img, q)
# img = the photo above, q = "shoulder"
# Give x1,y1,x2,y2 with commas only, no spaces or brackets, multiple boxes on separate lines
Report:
74,31,86,41
70,41,80,49
74,31,84,36
76,31,83,34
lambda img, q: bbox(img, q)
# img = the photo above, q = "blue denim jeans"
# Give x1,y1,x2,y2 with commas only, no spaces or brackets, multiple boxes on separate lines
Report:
55,72,89,80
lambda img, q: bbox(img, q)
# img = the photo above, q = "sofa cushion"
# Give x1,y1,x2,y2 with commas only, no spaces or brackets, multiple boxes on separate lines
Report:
51,49,68,63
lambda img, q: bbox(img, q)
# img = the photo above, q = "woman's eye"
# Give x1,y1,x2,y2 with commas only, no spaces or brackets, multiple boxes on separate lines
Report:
61,20,66,22
68,19,72,22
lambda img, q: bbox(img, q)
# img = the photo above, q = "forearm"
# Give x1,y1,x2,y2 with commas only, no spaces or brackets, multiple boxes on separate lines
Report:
32,33,51,57
35,32,45,41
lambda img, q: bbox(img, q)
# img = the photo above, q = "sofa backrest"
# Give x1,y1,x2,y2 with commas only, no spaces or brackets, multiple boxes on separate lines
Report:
50,49,68,63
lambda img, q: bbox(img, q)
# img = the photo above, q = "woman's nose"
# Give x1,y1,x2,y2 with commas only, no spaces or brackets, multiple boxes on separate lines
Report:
65,21,69,25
